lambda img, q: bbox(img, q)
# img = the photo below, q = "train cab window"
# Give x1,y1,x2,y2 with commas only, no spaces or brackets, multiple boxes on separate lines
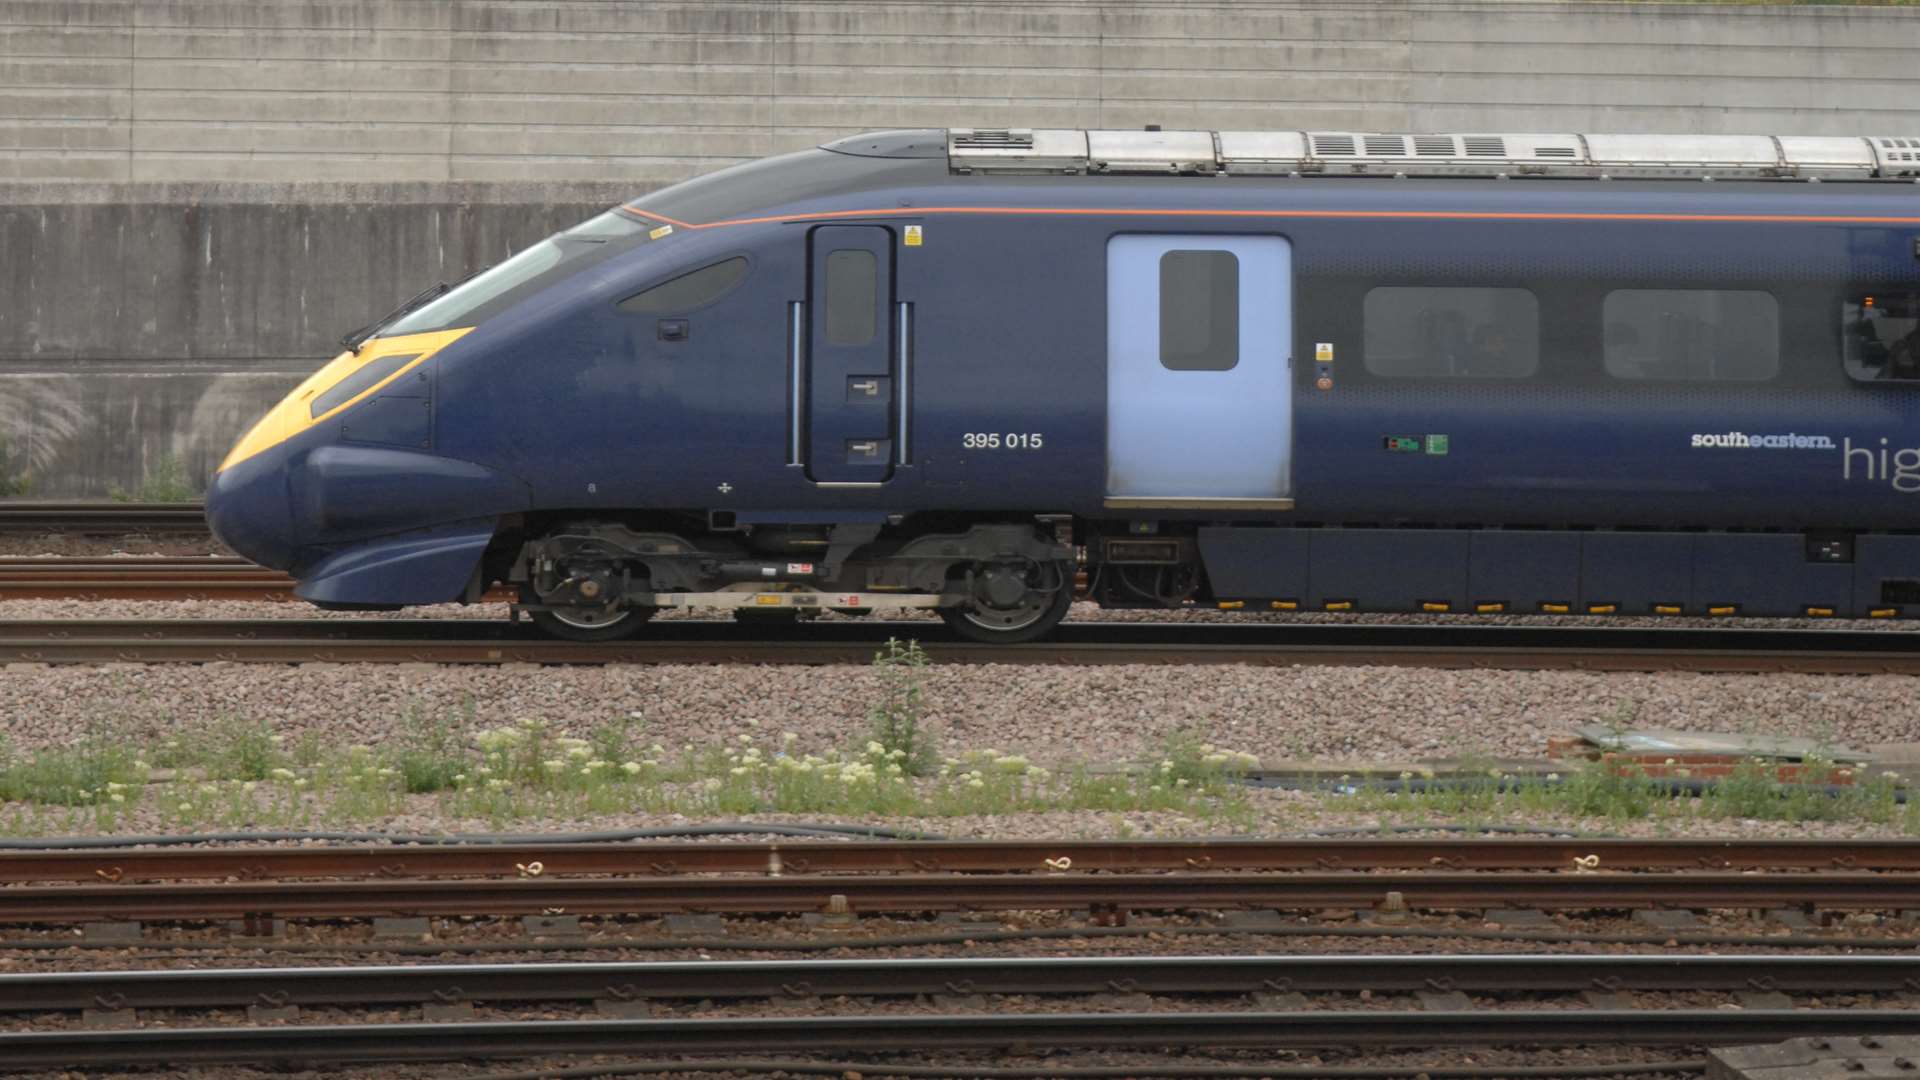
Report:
1602,290,1778,381
824,249,877,345
1160,250,1239,371
1362,287,1539,377
617,257,749,313
1844,293,1920,382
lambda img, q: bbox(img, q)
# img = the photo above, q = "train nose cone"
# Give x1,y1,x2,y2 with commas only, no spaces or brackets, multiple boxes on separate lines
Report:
205,446,296,570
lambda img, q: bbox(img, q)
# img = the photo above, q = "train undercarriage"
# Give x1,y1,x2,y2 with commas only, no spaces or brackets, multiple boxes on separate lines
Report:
504,515,1077,643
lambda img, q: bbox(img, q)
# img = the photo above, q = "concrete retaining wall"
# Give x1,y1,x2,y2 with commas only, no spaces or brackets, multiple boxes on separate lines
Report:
7,1,1920,185
3,1,1918,496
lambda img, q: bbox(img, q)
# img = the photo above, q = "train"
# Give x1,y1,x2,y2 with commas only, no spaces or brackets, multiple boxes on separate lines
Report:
206,127,1920,642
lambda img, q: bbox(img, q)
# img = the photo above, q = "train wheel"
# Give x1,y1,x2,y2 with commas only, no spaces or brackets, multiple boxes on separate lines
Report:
938,559,1073,644
521,586,655,642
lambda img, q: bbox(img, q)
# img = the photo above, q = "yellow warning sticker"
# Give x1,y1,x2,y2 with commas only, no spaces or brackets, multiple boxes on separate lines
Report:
649,224,674,240
904,224,923,247
1315,342,1334,363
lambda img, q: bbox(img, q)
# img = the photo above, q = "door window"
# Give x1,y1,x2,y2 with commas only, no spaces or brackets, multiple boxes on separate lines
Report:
824,250,877,346
1160,251,1240,371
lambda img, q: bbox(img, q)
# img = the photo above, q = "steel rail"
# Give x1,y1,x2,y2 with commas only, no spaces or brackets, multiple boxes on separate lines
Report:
0,557,249,567
0,1010,1916,1067
6,870,1920,921
8,838,1920,885
3,617,1920,670
5,954,1918,1013
0,502,206,532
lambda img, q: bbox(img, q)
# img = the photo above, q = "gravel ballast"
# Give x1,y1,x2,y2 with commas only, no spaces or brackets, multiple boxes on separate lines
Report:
0,653,1912,764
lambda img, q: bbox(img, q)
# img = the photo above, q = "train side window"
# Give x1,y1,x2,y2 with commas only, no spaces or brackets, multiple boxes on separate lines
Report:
824,249,877,346
617,257,749,314
1602,289,1778,381
1844,293,1920,382
1362,287,1539,377
1160,250,1239,371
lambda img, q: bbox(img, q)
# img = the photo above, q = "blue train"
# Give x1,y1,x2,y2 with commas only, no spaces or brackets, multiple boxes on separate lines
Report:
207,128,1920,641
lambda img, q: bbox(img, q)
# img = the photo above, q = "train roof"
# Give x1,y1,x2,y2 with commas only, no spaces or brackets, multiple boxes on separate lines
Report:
929,128,1920,183
625,128,1920,231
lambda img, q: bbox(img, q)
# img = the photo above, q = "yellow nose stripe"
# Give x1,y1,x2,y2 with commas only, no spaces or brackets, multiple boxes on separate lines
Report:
218,327,473,472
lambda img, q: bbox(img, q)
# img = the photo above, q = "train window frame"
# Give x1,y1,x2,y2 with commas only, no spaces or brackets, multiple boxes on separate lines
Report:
1843,292,1920,384
1361,286,1541,378
1601,288,1780,383
824,249,878,346
616,255,751,315
1159,250,1240,372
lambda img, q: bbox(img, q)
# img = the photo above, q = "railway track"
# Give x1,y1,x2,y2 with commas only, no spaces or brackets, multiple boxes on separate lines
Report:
0,955,1910,1071
6,954,1914,1012
8,869,1920,922
0,557,294,600
8,837,1920,884
1,615,1919,670
5,846,1915,1070
0,501,205,533
0,1010,1830,1069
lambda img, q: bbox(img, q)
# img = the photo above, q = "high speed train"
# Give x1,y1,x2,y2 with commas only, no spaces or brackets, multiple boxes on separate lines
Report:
206,127,1920,641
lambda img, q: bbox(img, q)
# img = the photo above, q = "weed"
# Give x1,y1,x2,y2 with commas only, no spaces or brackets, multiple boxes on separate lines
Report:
111,453,197,503
393,705,465,794
0,740,144,810
591,710,645,765
156,715,288,781
865,638,937,776
0,436,29,497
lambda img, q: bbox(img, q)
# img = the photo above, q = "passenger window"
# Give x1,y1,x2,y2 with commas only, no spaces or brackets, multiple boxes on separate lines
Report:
1160,250,1239,371
1844,292,1920,382
824,249,877,346
1362,287,1539,377
1603,289,1778,381
617,257,748,313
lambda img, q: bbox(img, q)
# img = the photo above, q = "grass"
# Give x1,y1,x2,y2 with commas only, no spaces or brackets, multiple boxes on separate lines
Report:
0,715,1263,836
0,638,1268,836
2,639,1909,838
1336,752,1914,832
110,453,197,503
3,718,1913,837
0,436,29,497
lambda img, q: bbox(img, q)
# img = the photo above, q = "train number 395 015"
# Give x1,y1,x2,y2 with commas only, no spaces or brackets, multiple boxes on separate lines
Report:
962,432,1044,450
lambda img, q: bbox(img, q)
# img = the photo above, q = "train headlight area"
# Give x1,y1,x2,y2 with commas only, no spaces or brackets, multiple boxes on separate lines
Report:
206,126,1920,642
218,328,471,473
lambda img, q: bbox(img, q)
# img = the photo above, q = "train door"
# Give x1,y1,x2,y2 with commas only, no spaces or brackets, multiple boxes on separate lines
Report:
1105,235,1293,507
804,225,895,484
